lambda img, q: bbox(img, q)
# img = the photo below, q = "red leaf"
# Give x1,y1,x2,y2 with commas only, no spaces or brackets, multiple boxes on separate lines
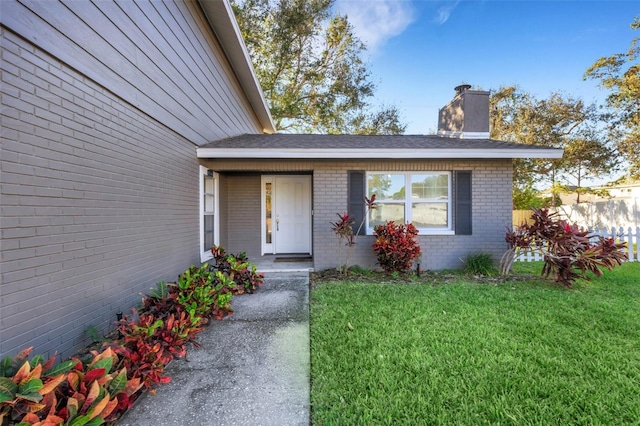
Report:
83,368,106,384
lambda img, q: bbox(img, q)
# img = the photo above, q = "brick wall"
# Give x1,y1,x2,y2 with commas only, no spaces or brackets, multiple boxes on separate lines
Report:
204,158,513,272
1,29,200,359
312,160,513,271
224,175,262,259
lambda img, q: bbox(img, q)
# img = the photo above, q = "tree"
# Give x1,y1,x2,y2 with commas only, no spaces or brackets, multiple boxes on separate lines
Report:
231,0,405,134
584,17,640,179
490,86,619,206
559,132,620,202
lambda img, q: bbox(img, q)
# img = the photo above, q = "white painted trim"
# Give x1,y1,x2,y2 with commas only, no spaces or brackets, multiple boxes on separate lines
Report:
436,130,490,139
199,166,219,264
262,175,313,255
365,171,453,234
197,148,563,159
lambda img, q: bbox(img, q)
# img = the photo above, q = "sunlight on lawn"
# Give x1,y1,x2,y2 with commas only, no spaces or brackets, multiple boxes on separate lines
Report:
310,262,640,425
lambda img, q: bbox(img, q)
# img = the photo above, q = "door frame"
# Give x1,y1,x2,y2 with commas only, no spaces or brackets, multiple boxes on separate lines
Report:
261,174,312,255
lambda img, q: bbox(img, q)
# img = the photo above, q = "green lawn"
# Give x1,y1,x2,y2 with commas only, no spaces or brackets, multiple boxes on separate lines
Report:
310,262,640,425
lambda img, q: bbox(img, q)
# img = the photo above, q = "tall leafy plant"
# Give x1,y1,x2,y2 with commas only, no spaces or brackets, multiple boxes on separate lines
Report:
501,208,627,287
331,195,376,274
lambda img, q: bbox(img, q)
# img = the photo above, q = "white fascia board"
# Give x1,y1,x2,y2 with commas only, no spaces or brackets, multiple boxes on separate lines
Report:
196,148,564,159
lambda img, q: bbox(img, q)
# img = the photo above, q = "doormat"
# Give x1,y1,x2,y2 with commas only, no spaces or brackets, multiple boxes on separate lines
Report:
274,257,312,262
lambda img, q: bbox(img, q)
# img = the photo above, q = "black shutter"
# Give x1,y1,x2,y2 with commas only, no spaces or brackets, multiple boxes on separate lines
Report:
348,171,366,235
455,171,472,235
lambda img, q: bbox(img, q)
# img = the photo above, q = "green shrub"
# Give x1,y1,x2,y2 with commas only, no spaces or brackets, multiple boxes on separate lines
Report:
210,245,264,294
462,252,497,276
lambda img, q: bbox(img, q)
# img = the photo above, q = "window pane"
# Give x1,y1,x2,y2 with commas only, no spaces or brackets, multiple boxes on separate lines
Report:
368,174,405,200
412,202,448,228
204,176,214,194
369,203,405,228
204,214,215,250
412,174,448,200
204,175,215,212
265,182,272,244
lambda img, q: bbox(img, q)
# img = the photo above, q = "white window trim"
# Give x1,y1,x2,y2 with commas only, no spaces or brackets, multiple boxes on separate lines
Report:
366,171,454,236
199,166,219,263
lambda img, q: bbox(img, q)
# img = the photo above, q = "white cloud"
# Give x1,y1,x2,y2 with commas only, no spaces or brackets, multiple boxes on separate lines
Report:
334,0,415,52
435,0,461,25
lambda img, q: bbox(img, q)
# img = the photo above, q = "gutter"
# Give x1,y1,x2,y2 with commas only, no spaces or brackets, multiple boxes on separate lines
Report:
197,148,565,159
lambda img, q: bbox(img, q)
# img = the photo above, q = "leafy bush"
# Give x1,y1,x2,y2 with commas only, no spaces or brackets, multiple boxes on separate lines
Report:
176,264,227,320
462,252,497,276
0,346,143,425
1,250,264,424
372,221,422,273
502,208,627,287
211,246,264,294
115,310,202,392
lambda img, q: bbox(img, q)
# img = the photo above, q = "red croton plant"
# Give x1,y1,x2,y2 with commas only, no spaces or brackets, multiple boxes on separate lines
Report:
372,221,422,273
501,208,627,287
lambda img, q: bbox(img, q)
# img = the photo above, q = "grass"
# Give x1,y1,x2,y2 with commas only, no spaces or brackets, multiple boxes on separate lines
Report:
310,262,640,425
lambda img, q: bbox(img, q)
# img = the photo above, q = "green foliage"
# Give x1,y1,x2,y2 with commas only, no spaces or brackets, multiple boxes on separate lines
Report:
462,252,497,276
148,280,169,300
502,208,627,287
372,221,422,273
85,326,105,345
346,265,373,276
231,0,405,135
490,86,619,202
512,183,548,210
176,264,230,320
0,347,138,425
210,246,264,294
3,249,264,424
584,17,640,179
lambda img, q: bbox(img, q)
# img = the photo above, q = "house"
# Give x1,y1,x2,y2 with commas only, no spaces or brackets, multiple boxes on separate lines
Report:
196,86,562,271
0,0,273,360
0,0,562,360
595,178,640,200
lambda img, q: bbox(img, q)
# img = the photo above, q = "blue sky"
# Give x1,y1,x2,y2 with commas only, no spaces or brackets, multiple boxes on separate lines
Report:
334,0,640,134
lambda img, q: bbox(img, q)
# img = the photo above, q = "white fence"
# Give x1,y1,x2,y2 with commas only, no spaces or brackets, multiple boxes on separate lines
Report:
514,198,640,229
552,198,640,230
515,226,639,263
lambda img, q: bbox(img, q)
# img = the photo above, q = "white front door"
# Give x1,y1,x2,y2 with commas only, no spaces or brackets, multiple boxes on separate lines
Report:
262,175,312,254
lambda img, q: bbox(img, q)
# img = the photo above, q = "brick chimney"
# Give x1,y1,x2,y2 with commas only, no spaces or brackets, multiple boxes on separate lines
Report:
437,84,490,139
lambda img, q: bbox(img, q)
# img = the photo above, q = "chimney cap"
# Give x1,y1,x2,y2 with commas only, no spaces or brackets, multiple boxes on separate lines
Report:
454,84,472,94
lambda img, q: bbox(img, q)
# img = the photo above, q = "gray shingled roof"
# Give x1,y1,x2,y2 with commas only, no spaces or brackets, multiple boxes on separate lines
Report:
197,133,563,159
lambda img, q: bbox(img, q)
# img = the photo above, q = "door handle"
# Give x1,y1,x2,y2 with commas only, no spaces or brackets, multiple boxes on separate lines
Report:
276,218,280,231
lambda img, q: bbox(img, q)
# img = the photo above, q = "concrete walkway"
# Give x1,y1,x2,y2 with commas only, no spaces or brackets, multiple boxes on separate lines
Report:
118,272,310,426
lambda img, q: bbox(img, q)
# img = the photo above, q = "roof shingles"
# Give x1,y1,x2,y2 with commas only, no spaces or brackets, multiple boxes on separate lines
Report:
197,133,563,159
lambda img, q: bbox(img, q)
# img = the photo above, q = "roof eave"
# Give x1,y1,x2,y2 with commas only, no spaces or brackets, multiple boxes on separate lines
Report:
196,148,564,159
198,0,276,134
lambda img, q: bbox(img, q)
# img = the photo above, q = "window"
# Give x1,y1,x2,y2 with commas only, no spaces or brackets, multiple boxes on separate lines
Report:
366,172,453,234
200,166,219,262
